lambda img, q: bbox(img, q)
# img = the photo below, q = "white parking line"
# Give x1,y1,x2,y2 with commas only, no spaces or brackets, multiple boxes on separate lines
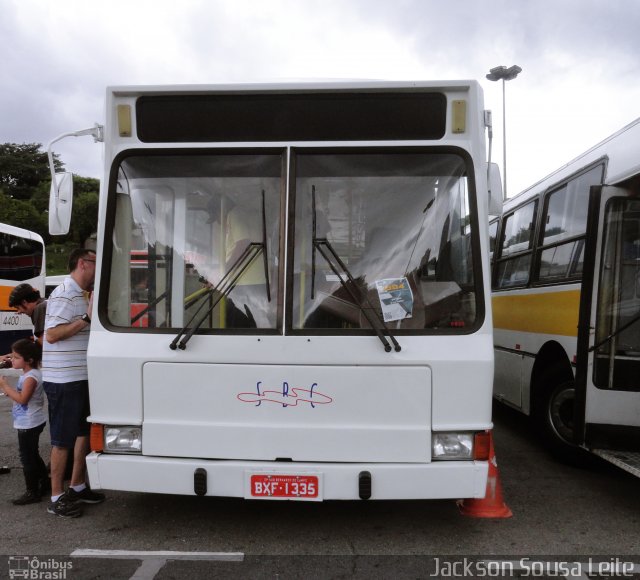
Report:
71,549,244,580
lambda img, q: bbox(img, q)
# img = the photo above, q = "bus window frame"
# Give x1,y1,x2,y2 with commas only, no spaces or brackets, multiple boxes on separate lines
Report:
284,145,486,337
99,146,288,335
0,232,44,282
488,218,499,264
532,162,606,287
493,199,539,290
492,161,606,292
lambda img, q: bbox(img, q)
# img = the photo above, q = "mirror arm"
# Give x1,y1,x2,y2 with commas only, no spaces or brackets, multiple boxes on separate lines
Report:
47,124,104,196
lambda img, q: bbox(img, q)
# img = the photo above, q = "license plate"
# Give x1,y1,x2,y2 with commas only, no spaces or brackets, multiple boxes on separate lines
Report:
249,474,320,500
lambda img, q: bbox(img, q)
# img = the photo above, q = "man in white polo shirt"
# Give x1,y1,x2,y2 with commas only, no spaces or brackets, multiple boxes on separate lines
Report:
43,248,104,518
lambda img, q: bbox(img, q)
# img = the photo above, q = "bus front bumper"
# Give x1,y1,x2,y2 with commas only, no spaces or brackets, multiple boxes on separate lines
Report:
86,452,489,500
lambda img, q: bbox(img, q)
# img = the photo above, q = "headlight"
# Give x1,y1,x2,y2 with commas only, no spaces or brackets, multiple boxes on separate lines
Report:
432,432,473,460
104,426,142,454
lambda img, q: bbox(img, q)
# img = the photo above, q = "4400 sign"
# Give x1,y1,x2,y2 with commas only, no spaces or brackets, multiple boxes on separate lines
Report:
2,313,22,326
1,312,30,329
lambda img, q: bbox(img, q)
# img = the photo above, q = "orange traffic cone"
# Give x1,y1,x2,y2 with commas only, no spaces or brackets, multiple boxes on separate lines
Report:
457,431,512,518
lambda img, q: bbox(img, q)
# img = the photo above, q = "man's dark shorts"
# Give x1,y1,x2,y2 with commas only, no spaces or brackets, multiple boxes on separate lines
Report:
43,380,90,448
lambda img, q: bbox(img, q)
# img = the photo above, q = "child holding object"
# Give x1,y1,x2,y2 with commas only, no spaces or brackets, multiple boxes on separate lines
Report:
0,339,49,504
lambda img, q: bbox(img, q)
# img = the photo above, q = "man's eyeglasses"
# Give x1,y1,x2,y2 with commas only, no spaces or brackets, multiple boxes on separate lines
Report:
82,258,96,264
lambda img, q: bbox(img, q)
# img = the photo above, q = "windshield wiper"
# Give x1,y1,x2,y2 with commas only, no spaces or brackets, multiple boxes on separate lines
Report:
311,186,401,353
170,242,265,350
170,190,271,350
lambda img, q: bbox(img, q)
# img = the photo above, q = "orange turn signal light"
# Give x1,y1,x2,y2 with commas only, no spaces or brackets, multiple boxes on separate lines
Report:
473,431,491,461
90,423,104,452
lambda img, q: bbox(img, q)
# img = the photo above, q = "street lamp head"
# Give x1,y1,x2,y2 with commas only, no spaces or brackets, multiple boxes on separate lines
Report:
486,65,522,82
486,65,521,200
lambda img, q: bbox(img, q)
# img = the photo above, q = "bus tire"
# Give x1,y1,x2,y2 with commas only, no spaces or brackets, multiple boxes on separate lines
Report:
538,380,585,465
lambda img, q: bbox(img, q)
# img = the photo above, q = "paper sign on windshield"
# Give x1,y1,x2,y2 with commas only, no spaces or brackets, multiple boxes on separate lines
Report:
375,277,414,322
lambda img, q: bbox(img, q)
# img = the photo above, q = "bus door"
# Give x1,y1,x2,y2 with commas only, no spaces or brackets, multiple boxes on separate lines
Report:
575,185,640,472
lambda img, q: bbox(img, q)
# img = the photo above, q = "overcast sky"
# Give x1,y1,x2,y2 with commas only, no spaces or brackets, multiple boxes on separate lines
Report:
1,0,639,197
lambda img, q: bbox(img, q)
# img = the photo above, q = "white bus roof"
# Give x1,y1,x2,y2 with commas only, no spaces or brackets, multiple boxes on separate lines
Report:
0,222,45,244
504,117,640,211
107,80,481,95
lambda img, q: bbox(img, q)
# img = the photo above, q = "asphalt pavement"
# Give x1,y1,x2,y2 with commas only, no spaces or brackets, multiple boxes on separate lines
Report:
1,368,639,579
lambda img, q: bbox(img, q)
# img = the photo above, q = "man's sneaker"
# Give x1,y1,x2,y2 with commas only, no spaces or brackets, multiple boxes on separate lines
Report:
66,486,106,504
12,490,41,505
47,493,83,518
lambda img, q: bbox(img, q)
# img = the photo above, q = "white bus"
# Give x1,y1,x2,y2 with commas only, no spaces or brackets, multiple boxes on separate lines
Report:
49,81,502,501
45,274,66,298
0,223,46,354
491,118,640,475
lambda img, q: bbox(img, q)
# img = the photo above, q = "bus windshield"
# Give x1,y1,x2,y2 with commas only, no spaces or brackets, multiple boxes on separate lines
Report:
105,148,480,334
0,224,45,354
0,230,43,282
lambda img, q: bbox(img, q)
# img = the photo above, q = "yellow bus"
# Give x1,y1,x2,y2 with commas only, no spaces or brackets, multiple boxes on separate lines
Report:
490,118,640,475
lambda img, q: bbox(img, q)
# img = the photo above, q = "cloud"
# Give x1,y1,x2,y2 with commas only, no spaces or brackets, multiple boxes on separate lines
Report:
1,0,639,192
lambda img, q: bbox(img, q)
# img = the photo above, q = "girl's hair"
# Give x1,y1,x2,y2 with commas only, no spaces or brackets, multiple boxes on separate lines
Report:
11,338,42,368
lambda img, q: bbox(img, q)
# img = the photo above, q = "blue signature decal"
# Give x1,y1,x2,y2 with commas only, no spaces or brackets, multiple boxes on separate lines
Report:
237,381,333,408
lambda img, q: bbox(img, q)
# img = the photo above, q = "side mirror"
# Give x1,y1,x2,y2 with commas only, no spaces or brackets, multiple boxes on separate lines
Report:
46,124,103,236
488,163,503,216
49,172,74,235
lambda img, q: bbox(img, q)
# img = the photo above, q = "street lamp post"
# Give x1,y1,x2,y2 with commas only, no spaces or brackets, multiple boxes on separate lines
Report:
486,65,522,199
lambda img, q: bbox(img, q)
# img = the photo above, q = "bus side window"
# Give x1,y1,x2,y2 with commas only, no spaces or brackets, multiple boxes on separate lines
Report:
495,201,537,289
535,164,603,284
488,219,498,261
488,219,499,290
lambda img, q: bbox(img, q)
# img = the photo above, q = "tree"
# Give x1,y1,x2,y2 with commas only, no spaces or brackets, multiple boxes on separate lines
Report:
0,191,47,233
0,142,100,246
29,180,52,215
0,143,63,200
70,188,100,244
